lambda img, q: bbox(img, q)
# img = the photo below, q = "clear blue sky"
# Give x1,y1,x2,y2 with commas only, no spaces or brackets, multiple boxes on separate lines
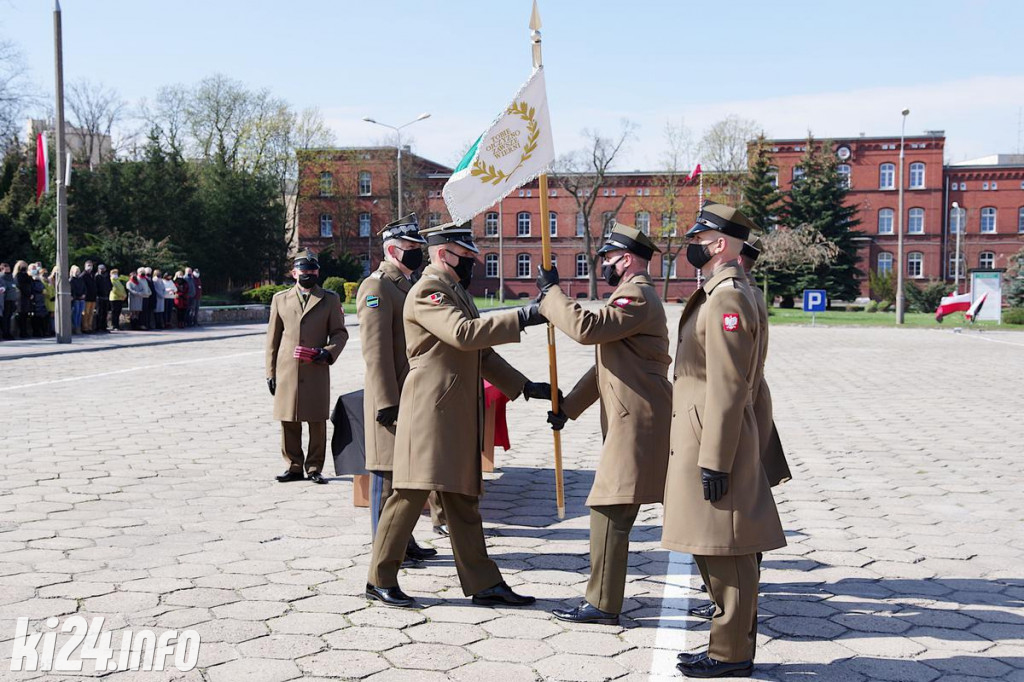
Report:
3,0,1022,167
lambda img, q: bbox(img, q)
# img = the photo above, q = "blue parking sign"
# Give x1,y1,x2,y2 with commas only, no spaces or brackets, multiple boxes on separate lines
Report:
803,290,827,312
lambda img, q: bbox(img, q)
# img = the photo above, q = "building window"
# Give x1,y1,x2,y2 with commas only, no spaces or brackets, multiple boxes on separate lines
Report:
319,213,333,238
949,253,964,280
792,167,804,182
319,171,333,197
982,182,989,191
907,208,924,234
768,169,778,188
550,254,557,271
979,251,995,269
1018,207,1024,233
991,182,998,190
909,162,925,189
576,212,586,237
877,252,893,276
661,212,677,235
575,253,589,278
837,164,851,189
879,163,895,190
878,208,894,235
602,212,616,237
661,254,677,279
636,211,651,235
358,212,371,237
517,211,531,236
360,253,370,276
485,253,499,278
428,212,441,228
907,252,924,278
358,171,372,196
980,207,997,233
950,206,966,234
516,253,531,278
484,211,499,237
549,211,558,237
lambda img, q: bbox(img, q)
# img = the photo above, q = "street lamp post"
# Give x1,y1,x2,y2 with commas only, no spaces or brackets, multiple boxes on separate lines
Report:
952,201,963,293
895,108,910,325
362,113,431,219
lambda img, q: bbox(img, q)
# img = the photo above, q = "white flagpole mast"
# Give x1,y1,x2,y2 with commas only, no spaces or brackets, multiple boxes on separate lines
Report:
53,0,71,344
530,0,565,519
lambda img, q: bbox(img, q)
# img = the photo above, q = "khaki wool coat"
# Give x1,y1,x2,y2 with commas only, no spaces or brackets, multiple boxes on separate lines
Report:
746,272,792,487
662,264,786,556
265,285,348,422
392,264,527,497
540,273,672,506
357,262,412,472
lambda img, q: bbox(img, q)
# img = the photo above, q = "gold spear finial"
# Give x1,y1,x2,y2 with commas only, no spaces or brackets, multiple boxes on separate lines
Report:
530,0,543,68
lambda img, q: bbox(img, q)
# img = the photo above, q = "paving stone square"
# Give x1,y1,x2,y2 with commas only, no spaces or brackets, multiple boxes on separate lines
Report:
0,311,1022,680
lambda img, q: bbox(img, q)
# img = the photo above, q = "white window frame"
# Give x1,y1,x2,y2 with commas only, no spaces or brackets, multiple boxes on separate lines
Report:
575,253,589,278
907,252,924,279
428,212,441,228
516,253,531,278
907,208,924,235
360,253,370,276
979,251,995,269
792,167,805,182
1018,207,1024,233
877,252,893,276
878,208,894,235
879,163,895,190
768,169,779,188
319,213,333,238
636,211,651,235
319,171,333,197
837,164,851,189
358,212,371,237
980,207,997,233
549,211,558,237
484,253,499,278
661,212,676,236
949,253,964,280
950,207,966,234
661,254,677,279
602,212,615,237
484,212,499,237
517,212,531,237
909,162,925,189
358,171,372,196
575,212,586,237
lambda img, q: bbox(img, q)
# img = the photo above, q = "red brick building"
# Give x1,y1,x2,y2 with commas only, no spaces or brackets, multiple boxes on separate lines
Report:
297,138,1024,301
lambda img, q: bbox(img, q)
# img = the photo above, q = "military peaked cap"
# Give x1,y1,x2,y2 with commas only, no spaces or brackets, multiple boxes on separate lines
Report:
420,221,479,254
596,221,662,260
686,201,758,241
379,213,426,244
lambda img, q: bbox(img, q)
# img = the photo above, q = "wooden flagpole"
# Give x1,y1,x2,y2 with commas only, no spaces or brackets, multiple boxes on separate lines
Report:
530,0,565,519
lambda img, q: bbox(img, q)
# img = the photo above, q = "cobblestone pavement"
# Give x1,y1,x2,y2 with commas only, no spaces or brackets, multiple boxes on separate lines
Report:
1,311,1022,681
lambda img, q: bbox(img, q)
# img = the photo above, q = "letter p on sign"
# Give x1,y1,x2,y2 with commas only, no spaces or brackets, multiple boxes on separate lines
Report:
803,289,827,312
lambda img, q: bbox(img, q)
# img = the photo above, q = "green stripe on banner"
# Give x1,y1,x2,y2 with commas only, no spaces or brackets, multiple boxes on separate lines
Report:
453,134,483,174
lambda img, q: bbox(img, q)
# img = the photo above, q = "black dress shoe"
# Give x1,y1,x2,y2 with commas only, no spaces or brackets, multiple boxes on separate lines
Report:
552,601,619,625
433,524,449,537
688,602,716,620
676,654,752,678
406,538,438,561
471,581,536,607
365,583,418,608
308,473,327,484
275,470,304,482
677,651,707,664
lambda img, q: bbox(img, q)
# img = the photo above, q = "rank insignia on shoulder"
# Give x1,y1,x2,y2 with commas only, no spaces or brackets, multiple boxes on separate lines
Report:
428,292,445,306
366,295,380,308
722,314,739,331
612,297,632,308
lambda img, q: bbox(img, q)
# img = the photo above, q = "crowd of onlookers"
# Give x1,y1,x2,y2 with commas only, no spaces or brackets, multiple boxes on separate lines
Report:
0,260,203,340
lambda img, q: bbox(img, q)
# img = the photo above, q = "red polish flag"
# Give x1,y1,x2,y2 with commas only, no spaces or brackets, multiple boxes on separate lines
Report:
686,162,702,184
35,132,49,203
935,291,970,322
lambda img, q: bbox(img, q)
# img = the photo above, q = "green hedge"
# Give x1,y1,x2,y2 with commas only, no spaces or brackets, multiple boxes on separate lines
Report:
322,276,347,301
242,284,291,305
1004,308,1024,325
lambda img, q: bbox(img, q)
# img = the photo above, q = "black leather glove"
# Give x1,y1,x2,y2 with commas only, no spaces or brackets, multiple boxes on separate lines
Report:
522,381,552,401
536,264,560,293
266,377,276,396
701,468,729,503
376,405,399,427
517,303,547,330
312,348,332,365
547,409,568,431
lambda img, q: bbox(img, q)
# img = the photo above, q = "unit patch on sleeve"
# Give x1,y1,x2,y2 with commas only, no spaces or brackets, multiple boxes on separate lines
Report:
722,313,739,331
428,292,445,306
366,295,380,309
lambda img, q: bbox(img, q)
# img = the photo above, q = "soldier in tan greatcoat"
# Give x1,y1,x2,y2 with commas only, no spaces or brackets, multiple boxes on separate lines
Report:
265,251,348,484
665,203,786,678
357,214,442,563
365,221,552,609
534,223,672,625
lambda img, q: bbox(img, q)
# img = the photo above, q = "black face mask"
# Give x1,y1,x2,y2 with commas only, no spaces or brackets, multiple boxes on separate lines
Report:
686,242,713,270
399,247,423,272
297,273,318,287
452,255,475,288
601,257,624,287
